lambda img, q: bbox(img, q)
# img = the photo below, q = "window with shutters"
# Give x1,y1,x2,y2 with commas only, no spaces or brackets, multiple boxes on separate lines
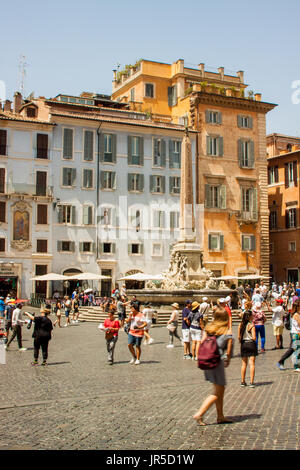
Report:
130,88,135,102
289,241,296,252
0,168,5,193
145,83,154,98
37,204,48,225
128,173,144,192
84,130,94,161
241,234,256,252
270,211,277,230
0,130,7,156
128,136,143,166
268,166,279,184
206,135,223,157
208,233,224,251
129,209,142,230
169,140,181,168
168,86,177,106
99,207,114,225
153,139,166,167
206,110,222,124
0,201,5,222
170,176,180,194
152,243,163,257
37,239,48,253
285,161,297,188
36,171,47,196
104,134,113,162
36,134,48,159
58,205,76,224
100,171,116,190
79,241,93,253
82,169,93,189
150,175,165,193
286,208,296,228
0,238,5,252
170,211,180,229
205,184,226,209
62,168,76,187
101,242,115,254
63,128,73,159
57,241,75,252
153,210,165,228
240,187,258,220
132,137,141,165
238,139,254,168
237,115,253,129
82,205,93,225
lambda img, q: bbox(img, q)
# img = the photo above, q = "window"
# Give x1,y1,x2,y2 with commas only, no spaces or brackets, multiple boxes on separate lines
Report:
128,173,144,192
27,107,36,118
129,209,142,230
37,239,48,253
0,238,5,252
57,241,75,252
0,168,5,193
82,206,93,225
101,133,116,163
169,176,180,194
145,83,154,98
153,210,165,228
62,168,76,187
0,201,5,222
238,139,254,168
289,241,296,252
130,88,135,101
57,205,76,224
270,211,277,230
268,166,279,184
242,235,256,251
206,110,222,124
150,175,165,193
100,171,116,190
241,187,257,219
128,136,144,166
286,208,297,228
152,243,163,256
83,169,93,189
36,171,47,196
79,242,94,253
237,115,253,129
129,243,143,255
205,184,226,209
168,86,177,106
170,211,180,229
153,139,166,167
36,134,48,159
37,204,48,225
169,141,181,168
285,161,297,188
206,135,223,157
63,128,73,159
0,130,7,156
99,207,114,225
84,130,94,161
100,242,115,254
208,233,224,251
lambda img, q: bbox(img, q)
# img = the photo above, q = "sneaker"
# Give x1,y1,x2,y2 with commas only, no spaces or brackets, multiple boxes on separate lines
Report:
184,354,191,360
129,358,135,364
148,338,154,344
41,361,47,366
143,340,148,345
293,368,300,372
240,382,247,387
249,383,256,388
19,347,27,351
64,324,69,327
260,349,266,353
135,359,140,365
166,344,174,348
276,362,285,370
31,360,38,366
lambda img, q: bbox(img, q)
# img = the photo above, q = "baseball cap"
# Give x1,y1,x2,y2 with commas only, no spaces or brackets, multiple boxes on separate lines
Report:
275,298,284,304
202,297,208,302
225,296,231,302
185,299,192,305
219,298,226,303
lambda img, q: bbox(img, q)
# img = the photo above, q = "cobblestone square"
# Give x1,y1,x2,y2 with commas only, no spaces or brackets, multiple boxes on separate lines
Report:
0,314,299,450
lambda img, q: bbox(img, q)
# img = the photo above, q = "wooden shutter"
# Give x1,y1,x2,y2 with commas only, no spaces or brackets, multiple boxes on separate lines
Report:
218,112,222,125
138,174,144,191
205,110,210,123
268,168,271,185
128,173,134,191
238,139,243,167
83,206,89,225
111,172,116,189
275,166,279,183
36,134,48,159
249,140,255,167
285,163,289,188
248,117,253,129
218,185,226,209
57,205,63,223
0,168,5,193
99,133,104,162
36,171,47,196
205,185,212,208
206,136,211,156
63,129,73,159
169,176,174,194
219,234,224,250
237,115,243,128
150,175,155,192
71,206,76,225
84,131,93,161
0,201,5,222
250,235,256,252
208,234,212,250
37,204,47,224
169,140,175,167
128,136,132,165
139,137,144,166
0,130,7,155
218,136,223,156
111,134,117,163
71,168,76,186
168,87,174,106
293,161,298,186
285,209,289,228
242,235,246,251
161,176,166,193
88,206,93,225
252,188,258,220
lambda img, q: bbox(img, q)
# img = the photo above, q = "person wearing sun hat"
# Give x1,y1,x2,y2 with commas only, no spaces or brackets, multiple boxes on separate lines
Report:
24,304,53,366
166,303,182,348
188,301,204,360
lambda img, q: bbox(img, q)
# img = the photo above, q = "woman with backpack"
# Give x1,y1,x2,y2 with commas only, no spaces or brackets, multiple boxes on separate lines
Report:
252,301,266,353
238,309,258,387
193,308,233,426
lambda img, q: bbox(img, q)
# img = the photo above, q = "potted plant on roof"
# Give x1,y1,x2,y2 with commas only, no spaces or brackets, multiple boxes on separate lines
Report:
210,83,218,94
219,86,226,96
248,90,254,100
200,81,208,92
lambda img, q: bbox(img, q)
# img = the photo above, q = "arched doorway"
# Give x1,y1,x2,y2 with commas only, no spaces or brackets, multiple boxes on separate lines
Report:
63,268,83,296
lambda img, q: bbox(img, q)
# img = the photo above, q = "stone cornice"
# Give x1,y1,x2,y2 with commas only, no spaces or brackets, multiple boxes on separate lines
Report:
191,92,277,114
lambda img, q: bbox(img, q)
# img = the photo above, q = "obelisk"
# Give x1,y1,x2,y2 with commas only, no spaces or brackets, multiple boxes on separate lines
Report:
173,127,203,281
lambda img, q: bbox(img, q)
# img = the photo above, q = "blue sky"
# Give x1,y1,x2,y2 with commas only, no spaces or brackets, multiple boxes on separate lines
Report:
1,0,300,135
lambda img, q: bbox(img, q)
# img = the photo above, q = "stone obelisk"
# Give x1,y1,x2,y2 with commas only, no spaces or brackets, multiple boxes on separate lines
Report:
173,127,203,281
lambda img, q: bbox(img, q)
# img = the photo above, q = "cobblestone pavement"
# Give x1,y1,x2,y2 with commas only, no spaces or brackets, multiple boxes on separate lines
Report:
0,313,299,450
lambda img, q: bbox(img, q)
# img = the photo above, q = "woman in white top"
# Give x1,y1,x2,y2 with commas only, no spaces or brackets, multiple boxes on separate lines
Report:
166,303,182,348
291,301,300,371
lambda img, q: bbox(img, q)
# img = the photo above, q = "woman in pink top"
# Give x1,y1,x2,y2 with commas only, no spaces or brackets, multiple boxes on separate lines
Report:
252,302,266,352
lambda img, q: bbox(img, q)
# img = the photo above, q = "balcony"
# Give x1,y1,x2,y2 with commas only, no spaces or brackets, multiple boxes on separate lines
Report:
1,183,53,198
236,210,258,225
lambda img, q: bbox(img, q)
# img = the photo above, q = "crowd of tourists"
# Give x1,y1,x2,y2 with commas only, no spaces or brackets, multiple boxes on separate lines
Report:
1,279,300,425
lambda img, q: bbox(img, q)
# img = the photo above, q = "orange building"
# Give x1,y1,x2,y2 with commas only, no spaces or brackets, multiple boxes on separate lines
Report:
267,134,300,283
113,59,277,279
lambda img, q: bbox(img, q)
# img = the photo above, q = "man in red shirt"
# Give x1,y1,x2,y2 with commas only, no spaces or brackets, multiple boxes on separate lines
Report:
126,301,147,365
219,297,232,332
103,310,120,365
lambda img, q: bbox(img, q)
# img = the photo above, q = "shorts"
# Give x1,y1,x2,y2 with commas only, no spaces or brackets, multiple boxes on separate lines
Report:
65,309,71,318
273,325,284,336
118,313,126,321
241,339,258,357
190,328,202,342
182,329,191,343
128,333,143,347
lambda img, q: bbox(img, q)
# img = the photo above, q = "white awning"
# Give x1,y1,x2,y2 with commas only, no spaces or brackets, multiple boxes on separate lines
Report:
68,272,111,280
30,273,68,281
118,273,165,281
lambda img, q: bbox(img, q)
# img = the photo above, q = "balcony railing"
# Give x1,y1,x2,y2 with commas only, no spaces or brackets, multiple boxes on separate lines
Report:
2,183,53,197
237,210,258,222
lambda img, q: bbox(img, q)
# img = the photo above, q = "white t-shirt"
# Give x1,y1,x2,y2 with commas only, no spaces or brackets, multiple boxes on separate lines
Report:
199,302,210,317
291,314,300,334
12,308,25,327
272,306,284,326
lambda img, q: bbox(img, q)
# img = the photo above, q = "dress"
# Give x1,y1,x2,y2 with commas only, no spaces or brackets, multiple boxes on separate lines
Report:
204,334,233,386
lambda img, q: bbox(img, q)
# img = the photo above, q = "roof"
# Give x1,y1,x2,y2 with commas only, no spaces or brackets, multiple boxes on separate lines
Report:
0,112,55,126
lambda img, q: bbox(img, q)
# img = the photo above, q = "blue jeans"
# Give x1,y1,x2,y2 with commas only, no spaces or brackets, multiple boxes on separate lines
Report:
255,325,265,350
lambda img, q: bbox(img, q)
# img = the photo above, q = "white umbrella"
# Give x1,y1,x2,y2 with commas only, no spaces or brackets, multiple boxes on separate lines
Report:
238,274,271,280
211,275,239,281
84,288,93,293
68,272,111,280
118,273,165,281
30,273,68,281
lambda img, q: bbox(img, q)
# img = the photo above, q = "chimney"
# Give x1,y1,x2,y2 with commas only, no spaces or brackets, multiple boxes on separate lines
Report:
198,63,205,77
218,67,224,80
237,71,244,83
4,100,12,112
13,92,22,113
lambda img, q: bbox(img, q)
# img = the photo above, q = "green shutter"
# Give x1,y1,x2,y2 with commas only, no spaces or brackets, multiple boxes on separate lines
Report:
169,140,175,168
219,185,226,209
111,172,116,189
206,136,211,155
251,235,256,252
88,206,93,225
57,206,63,224
83,206,88,225
237,115,242,128
63,129,73,159
161,140,166,167
99,133,104,162
169,176,174,194
208,234,212,250
150,175,155,192
128,173,133,191
161,176,166,193
71,168,76,186
84,131,93,161
205,110,210,123
242,235,246,251
250,140,255,168
71,206,76,224
218,112,222,125
238,139,243,167
128,136,132,165
252,188,258,220
218,136,223,156
139,137,144,166
249,117,253,129
168,87,173,106
100,171,105,189
219,234,224,250
205,185,212,208
138,174,144,191
111,134,117,163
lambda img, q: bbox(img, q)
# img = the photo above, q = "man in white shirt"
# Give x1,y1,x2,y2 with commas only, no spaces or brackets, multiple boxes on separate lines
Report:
5,303,27,351
269,298,285,350
199,297,210,326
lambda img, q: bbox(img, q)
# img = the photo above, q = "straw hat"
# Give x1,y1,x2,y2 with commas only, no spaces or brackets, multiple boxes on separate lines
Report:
191,301,200,311
171,302,180,309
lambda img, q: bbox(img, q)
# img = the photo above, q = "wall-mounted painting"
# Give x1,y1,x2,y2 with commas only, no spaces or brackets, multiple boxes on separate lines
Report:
13,210,29,241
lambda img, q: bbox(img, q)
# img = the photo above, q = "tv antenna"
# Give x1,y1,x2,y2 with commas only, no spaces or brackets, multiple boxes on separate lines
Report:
18,54,29,97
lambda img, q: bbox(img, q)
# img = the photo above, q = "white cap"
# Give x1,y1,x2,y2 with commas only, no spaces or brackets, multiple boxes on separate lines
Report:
219,298,226,303
202,297,208,302
225,296,231,302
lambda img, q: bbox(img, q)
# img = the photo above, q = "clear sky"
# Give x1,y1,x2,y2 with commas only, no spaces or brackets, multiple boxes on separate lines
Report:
1,0,300,136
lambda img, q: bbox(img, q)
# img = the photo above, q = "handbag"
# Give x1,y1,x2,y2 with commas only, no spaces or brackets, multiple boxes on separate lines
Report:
167,323,176,332
105,330,114,341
